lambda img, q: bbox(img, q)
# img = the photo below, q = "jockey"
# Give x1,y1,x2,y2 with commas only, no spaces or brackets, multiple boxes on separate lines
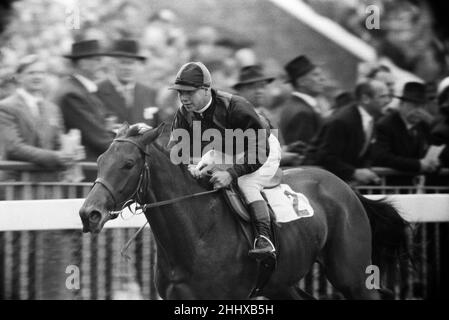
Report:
167,61,282,263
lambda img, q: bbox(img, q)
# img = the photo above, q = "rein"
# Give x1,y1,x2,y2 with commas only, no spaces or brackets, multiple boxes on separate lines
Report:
94,137,220,259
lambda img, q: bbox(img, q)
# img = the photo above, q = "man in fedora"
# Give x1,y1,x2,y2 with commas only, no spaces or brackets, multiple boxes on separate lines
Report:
372,81,438,174
54,39,114,163
278,55,328,149
232,64,275,110
232,64,306,166
97,39,159,130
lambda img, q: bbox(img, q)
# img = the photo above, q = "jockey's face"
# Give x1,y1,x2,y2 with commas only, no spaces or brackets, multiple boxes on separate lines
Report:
177,87,211,112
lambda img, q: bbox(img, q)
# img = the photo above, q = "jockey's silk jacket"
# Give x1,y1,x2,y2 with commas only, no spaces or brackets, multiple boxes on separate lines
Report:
169,89,271,180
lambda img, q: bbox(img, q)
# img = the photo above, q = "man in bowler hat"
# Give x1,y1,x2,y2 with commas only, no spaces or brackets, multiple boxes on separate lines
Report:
372,81,438,174
54,40,114,162
278,55,328,149
97,39,159,130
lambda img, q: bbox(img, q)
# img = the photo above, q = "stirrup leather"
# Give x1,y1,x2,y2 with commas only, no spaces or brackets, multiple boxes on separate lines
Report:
253,235,276,253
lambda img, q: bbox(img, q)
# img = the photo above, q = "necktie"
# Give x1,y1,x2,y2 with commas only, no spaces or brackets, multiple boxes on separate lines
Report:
359,118,374,157
123,85,134,108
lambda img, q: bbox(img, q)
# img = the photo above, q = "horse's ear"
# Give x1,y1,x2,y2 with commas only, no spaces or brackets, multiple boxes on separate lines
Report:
141,122,166,145
115,122,129,138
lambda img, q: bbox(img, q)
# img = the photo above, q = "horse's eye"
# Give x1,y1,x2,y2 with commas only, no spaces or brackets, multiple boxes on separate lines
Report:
122,161,135,169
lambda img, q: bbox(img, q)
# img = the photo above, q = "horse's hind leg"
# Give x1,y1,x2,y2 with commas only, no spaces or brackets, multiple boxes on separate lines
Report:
322,242,381,300
321,203,381,300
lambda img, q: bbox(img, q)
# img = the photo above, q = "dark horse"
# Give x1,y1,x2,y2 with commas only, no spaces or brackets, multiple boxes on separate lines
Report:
79,124,410,299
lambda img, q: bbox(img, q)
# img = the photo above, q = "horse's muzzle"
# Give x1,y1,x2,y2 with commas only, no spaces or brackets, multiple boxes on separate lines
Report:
79,207,108,234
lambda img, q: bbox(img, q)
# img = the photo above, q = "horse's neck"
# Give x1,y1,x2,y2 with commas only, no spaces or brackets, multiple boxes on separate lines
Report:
146,143,217,262
147,143,205,200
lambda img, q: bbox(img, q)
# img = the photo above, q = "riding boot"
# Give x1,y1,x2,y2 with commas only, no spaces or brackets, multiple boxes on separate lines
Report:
248,200,276,262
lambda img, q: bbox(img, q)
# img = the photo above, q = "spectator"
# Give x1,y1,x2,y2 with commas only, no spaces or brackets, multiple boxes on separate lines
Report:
97,39,159,128
331,90,355,113
431,77,449,168
0,55,76,179
232,64,275,113
372,82,437,174
366,64,398,114
278,55,328,148
54,40,114,161
305,80,391,185
232,64,304,166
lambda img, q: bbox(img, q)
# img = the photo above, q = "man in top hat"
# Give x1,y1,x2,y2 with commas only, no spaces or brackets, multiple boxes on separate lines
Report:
54,39,114,162
97,39,159,130
278,55,329,150
305,79,390,184
167,61,282,264
372,81,438,174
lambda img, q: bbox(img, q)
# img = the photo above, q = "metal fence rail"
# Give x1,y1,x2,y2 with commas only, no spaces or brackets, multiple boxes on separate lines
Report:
1,161,448,299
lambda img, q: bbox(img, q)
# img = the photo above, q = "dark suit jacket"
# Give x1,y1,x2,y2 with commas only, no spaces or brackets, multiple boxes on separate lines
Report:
431,118,449,168
54,76,114,161
371,111,430,172
305,104,371,181
278,93,323,145
96,79,158,127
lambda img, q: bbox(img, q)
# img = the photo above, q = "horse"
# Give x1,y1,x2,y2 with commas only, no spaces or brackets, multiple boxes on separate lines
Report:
79,123,411,300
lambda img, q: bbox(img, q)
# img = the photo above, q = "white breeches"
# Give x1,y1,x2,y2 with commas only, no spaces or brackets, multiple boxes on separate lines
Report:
237,134,282,203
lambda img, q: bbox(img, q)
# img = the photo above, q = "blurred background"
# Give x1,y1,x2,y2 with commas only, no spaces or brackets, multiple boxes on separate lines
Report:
0,0,449,300
1,0,448,113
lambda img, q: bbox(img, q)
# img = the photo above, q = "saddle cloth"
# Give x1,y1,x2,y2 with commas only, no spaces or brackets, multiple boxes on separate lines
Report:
225,184,314,224
191,149,314,223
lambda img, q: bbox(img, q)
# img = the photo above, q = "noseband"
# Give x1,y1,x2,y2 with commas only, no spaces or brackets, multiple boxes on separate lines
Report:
93,138,151,218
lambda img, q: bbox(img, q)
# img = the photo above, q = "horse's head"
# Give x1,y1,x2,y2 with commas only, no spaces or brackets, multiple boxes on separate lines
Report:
79,122,165,233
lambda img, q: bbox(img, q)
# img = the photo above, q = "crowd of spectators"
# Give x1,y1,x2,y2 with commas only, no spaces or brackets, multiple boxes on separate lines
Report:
0,0,448,188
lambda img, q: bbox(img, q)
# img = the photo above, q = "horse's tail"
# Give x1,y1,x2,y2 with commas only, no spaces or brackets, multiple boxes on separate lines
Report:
356,192,413,272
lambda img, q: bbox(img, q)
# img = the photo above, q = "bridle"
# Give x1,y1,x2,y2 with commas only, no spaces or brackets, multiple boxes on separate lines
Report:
93,137,219,220
93,137,151,220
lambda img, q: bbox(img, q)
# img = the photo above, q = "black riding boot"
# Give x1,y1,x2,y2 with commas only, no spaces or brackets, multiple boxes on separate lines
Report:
248,200,276,261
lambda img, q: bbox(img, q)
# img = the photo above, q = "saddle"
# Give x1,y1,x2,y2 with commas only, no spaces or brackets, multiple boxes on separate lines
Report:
223,167,282,221
224,183,277,224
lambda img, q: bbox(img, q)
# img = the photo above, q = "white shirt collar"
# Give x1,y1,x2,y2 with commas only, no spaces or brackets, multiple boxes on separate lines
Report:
193,97,213,114
292,91,319,111
357,105,374,132
16,88,42,117
74,74,98,93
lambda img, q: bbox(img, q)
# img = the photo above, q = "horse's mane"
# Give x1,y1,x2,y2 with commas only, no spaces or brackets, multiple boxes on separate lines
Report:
125,125,209,189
